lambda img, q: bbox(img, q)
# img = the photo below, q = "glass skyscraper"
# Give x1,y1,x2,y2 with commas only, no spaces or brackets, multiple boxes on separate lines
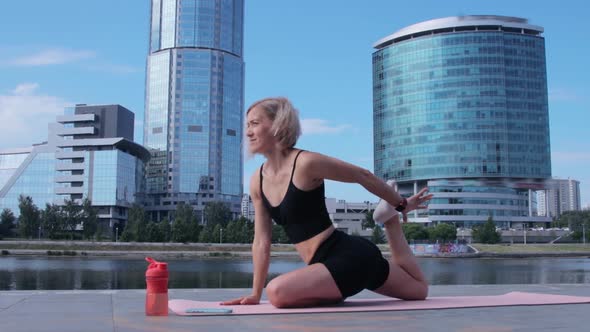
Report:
144,0,244,220
372,16,552,228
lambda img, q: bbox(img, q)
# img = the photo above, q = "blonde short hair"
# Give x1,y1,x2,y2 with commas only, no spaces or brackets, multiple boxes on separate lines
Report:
247,97,301,149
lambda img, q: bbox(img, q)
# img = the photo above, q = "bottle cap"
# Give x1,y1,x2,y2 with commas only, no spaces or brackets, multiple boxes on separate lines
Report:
146,257,168,278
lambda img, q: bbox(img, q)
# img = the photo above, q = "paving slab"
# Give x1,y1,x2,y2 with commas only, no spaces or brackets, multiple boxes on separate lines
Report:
0,284,588,332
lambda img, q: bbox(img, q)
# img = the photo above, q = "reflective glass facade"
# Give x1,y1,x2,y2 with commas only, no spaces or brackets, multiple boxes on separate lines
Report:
0,152,56,215
373,16,552,226
0,152,29,189
92,151,143,206
145,0,244,218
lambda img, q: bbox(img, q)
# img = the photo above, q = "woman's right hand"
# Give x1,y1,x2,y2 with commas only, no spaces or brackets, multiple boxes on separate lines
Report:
220,294,260,305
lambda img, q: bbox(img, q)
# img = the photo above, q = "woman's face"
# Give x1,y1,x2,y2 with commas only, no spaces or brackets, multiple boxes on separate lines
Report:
246,106,276,154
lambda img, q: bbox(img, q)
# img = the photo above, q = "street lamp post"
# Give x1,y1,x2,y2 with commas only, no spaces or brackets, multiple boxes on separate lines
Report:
220,227,223,244
523,223,527,245
38,226,41,240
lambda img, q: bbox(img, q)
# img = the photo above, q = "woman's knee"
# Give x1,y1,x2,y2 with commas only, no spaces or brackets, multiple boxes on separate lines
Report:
410,281,429,300
266,278,291,308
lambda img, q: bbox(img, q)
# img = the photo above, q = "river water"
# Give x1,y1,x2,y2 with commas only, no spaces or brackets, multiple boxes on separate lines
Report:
1,256,589,290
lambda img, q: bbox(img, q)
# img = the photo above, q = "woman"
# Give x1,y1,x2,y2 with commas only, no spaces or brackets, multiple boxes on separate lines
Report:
222,97,432,308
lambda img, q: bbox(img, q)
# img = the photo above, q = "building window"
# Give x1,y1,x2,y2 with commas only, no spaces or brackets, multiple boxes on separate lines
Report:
188,125,203,132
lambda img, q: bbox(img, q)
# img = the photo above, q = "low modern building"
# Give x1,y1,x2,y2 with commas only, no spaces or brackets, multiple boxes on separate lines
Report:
325,198,378,236
0,104,150,236
537,178,581,218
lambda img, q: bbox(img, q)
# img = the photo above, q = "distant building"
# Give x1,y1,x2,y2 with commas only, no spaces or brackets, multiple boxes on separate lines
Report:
325,198,378,236
373,15,552,228
143,0,245,222
0,104,150,236
537,178,581,218
240,193,255,221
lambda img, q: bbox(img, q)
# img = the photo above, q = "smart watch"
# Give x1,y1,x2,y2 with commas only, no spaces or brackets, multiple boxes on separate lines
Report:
395,197,408,212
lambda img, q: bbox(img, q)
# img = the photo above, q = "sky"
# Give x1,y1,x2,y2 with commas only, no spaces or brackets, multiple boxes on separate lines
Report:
0,0,588,207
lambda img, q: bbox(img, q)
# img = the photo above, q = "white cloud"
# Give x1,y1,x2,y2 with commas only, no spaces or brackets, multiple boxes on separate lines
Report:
0,84,70,149
12,83,39,96
301,118,352,135
10,48,95,66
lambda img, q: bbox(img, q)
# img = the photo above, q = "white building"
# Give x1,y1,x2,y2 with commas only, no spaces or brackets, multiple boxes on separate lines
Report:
240,193,255,221
537,178,581,218
325,198,378,236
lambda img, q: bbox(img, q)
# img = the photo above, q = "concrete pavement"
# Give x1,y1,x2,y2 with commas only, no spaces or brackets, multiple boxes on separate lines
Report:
1,284,589,331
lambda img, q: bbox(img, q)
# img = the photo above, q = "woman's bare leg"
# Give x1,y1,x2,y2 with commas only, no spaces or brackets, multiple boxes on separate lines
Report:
265,263,343,308
373,213,428,300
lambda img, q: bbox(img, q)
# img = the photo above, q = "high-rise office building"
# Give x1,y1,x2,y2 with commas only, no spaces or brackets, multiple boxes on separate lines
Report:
373,15,552,228
0,104,149,235
144,0,245,221
538,178,581,218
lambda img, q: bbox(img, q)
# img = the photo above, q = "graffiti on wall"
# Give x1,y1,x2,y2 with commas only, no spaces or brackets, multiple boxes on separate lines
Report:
410,243,469,254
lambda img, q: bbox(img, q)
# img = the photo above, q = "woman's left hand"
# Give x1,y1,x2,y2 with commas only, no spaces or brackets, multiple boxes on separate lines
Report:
405,187,433,213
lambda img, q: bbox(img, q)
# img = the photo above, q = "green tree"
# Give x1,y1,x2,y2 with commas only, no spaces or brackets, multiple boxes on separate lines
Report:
402,223,429,241
224,217,254,243
119,222,134,242
204,201,232,228
472,216,501,244
198,223,215,243
120,204,147,242
212,224,223,243
146,221,164,242
81,198,98,240
41,204,65,239
238,216,254,243
0,208,16,238
271,224,289,244
371,225,386,244
171,203,197,243
224,218,241,243
17,195,40,238
428,223,457,243
158,219,171,242
556,211,590,242
362,210,375,230
62,199,82,240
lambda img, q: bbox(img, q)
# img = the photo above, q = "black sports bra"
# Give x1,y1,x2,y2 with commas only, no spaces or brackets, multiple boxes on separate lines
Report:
260,150,332,244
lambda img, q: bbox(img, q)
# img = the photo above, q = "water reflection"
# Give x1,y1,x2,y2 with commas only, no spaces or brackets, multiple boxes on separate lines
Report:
0,256,589,290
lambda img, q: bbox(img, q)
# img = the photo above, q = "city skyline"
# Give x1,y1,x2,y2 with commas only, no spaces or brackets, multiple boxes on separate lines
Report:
1,0,588,207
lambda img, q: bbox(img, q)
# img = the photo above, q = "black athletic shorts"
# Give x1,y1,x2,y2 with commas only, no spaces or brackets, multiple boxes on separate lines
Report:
308,230,390,298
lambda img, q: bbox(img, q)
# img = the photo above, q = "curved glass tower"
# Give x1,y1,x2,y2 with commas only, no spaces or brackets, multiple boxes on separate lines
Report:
144,0,244,220
372,16,551,228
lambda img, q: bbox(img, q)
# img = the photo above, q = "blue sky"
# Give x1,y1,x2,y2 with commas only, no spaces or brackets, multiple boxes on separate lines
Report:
0,0,588,207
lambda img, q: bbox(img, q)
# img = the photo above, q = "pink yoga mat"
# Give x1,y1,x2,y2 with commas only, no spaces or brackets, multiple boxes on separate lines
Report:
169,291,590,316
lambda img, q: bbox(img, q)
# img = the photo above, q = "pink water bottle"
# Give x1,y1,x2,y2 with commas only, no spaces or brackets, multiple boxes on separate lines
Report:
145,257,169,316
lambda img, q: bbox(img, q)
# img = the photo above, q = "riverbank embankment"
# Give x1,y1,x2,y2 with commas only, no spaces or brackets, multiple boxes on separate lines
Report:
1,240,589,259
